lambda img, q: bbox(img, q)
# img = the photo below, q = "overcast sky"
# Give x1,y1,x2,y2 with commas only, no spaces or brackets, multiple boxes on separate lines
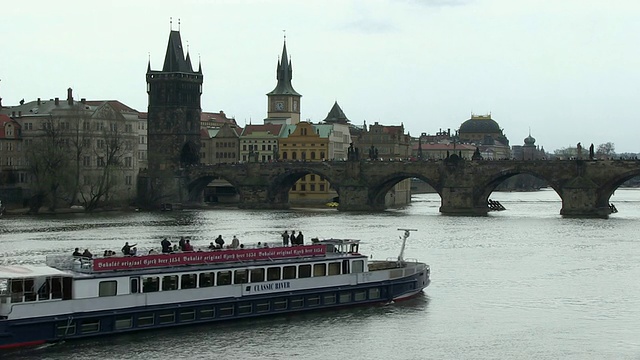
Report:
2,0,639,152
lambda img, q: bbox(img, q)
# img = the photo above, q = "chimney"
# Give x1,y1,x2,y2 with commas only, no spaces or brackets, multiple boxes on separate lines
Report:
67,88,73,105
81,98,86,104
37,98,41,105
55,97,59,105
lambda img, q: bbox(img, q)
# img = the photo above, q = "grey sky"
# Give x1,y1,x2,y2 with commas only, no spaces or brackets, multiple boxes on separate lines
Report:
1,0,638,152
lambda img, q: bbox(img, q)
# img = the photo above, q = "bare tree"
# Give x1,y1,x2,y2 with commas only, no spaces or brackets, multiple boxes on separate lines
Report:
25,116,73,213
596,142,616,158
79,115,128,211
65,105,92,206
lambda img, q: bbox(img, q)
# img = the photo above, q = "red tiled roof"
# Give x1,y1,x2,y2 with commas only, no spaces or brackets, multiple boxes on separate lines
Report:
413,143,476,150
201,111,238,126
0,114,20,139
241,124,283,136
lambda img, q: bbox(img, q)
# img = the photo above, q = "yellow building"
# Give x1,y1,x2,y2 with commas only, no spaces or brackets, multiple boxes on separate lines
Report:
279,122,337,205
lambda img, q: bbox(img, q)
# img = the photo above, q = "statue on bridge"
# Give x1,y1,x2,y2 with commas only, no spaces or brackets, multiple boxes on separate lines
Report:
576,142,582,159
472,147,483,161
368,145,379,160
347,142,360,161
589,143,594,160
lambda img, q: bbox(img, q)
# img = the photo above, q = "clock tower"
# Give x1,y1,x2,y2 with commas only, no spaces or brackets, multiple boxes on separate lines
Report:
266,39,301,124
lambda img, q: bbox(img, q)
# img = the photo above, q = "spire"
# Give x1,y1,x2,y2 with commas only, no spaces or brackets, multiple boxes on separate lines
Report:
147,53,151,73
197,54,202,73
267,37,301,96
185,50,194,72
323,101,350,124
162,30,193,73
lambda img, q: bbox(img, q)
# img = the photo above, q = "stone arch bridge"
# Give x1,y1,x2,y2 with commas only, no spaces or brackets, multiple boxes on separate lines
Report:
144,159,640,218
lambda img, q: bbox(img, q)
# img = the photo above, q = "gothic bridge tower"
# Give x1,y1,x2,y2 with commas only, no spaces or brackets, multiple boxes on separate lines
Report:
142,29,203,205
266,39,302,124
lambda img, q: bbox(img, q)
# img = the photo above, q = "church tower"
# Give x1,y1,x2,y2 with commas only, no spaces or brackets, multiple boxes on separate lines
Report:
146,29,203,172
266,39,301,124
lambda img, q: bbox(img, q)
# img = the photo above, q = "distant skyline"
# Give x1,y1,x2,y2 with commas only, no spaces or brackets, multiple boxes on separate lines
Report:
1,0,639,152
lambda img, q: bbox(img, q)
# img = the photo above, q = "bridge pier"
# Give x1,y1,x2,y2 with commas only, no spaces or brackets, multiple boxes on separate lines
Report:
337,186,383,212
439,186,489,216
560,188,611,218
236,186,290,210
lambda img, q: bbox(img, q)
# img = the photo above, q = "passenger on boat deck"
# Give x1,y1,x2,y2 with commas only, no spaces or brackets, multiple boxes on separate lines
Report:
297,231,304,245
183,240,193,251
231,236,240,249
72,248,82,257
161,238,172,253
179,236,186,251
239,244,245,249
149,249,158,255
130,247,138,256
263,242,269,248
215,235,225,249
290,231,297,246
208,242,216,250
282,231,289,247
82,249,93,259
122,242,137,256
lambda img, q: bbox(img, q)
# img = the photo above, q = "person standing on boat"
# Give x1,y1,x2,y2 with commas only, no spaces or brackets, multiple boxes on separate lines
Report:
183,240,193,252
72,248,82,257
282,231,289,247
179,237,186,251
297,231,304,245
290,231,297,246
82,249,93,259
215,235,225,249
161,238,172,253
231,236,240,249
122,242,136,256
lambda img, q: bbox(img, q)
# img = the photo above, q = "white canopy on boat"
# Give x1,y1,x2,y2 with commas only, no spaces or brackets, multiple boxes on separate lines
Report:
0,265,69,279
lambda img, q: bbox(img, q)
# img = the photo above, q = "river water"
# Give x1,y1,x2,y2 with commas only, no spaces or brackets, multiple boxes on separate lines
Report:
1,189,639,360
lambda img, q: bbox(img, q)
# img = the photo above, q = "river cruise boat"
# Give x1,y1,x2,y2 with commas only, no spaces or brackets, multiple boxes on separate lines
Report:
0,229,430,349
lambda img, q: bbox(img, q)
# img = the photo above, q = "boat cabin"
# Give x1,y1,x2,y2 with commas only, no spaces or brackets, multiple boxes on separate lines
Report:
0,266,73,318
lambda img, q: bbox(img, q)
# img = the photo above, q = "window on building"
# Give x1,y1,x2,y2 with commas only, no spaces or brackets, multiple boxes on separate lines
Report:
83,156,91,167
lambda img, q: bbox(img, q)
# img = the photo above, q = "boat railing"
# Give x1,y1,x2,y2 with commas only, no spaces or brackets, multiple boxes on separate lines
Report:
45,255,93,273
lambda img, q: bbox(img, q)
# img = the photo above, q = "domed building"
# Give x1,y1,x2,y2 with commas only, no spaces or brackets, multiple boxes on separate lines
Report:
457,114,510,159
512,132,546,160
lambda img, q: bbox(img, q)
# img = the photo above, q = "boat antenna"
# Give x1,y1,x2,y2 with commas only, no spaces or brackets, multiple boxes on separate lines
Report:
396,228,417,264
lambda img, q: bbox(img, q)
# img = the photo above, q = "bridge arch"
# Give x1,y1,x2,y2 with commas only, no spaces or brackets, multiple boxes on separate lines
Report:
187,172,244,204
478,168,561,210
267,167,338,206
597,167,640,208
369,173,441,209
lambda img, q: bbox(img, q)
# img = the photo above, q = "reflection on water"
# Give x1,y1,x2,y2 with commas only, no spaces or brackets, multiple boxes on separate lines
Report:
1,190,640,359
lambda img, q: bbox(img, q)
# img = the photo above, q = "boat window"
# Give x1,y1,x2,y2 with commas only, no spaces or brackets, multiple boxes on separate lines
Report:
234,270,248,284
267,267,281,281
219,305,234,317
199,306,215,319
137,313,155,327
282,266,296,279
99,281,117,297
159,311,175,324
298,265,311,278
273,298,288,311
0,278,8,296
130,277,139,294
256,302,270,313
11,279,23,303
142,277,160,293
250,268,264,283
352,260,364,273
37,278,51,300
55,321,76,337
199,272,215,287
342,260,350,274
307,295,320,307
181,274,197,289
81,320,100,334
290,297,304,309
369,288,381,299
115,316,133,330
238,303,252,315
313,264,326,277
339,292,351,304
323,293,336,305
23,278,36,302
328,262,341,276
354,290,367,301
51,276,63,299
217,271,232,286
162,275,178,291
180,310,196,322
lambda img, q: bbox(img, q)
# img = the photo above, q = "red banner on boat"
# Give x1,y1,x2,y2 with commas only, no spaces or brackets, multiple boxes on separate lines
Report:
91,245,327,272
